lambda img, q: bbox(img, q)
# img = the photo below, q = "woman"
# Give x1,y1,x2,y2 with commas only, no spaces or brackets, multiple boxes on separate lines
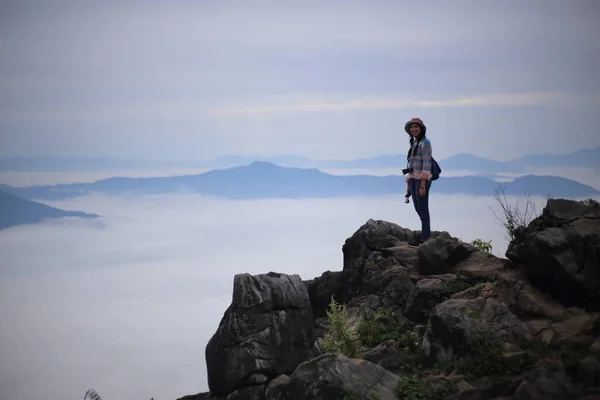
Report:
404,117,433,246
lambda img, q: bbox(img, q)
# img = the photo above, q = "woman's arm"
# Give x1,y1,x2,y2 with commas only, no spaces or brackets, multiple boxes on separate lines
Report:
420,140,432,182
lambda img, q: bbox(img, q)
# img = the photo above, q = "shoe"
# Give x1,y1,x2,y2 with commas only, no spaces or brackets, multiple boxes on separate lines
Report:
408,238,424,246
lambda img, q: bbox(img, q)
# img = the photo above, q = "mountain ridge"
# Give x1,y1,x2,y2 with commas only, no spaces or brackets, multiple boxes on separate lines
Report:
1,147,599,172
1,162,597,201
0,189,99,230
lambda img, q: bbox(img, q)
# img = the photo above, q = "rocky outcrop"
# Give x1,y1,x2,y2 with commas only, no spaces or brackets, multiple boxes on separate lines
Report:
204,272,317,397
506,198,600,311
423,297,531,362
180,198,600,400
280,354,400,400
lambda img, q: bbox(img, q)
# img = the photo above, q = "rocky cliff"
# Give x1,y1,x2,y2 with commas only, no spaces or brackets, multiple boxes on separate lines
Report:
178,198,600,400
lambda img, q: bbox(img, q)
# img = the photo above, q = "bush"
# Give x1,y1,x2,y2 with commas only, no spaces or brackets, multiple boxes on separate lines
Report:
456,333,538,380
396,375,459,400
489,183,539,241
356,308,412,348
320,296,360,358
469,238,493,253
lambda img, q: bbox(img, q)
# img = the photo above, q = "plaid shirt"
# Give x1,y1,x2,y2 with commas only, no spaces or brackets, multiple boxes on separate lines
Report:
408,138,433,181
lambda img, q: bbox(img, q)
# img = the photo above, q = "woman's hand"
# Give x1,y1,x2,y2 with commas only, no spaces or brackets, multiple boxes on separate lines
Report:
419,184,427,197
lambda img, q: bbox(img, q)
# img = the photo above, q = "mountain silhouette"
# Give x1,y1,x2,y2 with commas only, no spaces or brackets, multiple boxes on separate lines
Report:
0,189,98,230
1,162,597,201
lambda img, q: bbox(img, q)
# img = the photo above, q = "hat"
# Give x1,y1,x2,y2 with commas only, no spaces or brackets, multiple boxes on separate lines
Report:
404,117,426,135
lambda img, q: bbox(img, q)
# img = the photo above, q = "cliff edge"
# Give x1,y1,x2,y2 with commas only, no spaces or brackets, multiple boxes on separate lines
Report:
178,198,600,400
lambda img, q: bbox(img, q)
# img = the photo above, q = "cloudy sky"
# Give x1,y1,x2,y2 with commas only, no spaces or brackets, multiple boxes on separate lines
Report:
1,0,599,162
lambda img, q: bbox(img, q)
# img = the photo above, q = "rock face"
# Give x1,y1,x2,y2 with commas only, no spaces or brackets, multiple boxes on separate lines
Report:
281,354,400,400
179,198,600,400
506,198,600,311
204,272,317,397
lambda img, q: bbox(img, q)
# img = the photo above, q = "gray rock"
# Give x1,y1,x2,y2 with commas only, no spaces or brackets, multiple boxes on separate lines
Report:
422,297,531,362
362,339,404,372
282,353,400,400
264,375,291,400
403,276,448,323
506,198,600,311
577,356,600,387
417,235,474,275
205,272,316,397
304,270,343,319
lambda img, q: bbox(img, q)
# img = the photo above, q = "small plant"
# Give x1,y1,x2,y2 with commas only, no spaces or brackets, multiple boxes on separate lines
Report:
396,331,423,373
396,375,458,400
456,333,504,379
84,389,103,400
396,376,430,400
456,333,538,380
469,238,493,253
489,183,538,241
321,296,360,358
356,308,412,348
437,277,479,300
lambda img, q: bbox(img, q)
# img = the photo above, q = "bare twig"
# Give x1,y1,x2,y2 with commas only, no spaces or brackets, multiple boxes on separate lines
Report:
489,183,538,241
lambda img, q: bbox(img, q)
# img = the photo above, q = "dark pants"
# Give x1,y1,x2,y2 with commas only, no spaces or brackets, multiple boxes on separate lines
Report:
410,178,431,241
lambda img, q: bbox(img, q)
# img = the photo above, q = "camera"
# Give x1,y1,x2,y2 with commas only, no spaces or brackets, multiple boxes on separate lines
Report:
402,167,414,175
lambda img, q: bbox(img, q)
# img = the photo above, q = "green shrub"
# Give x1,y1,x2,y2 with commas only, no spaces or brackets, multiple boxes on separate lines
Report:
356,308,412,348
396,376,459,400
456,333,538,380
469,238,493,253
321,296,360,358
437,277,478,300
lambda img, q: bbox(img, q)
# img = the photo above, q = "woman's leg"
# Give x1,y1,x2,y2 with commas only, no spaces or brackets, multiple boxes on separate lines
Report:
418,181,431,241
410,178,420,216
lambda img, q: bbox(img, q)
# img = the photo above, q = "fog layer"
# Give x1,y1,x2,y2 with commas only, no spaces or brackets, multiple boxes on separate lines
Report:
1,192,597,400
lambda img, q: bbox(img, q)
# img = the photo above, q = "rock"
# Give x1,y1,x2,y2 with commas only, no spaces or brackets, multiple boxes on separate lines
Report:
403,275,455,323
417,235,474,275
264,375,291,400
506,198,600,311
496,271,577,322
205,272,316,397
304,270,342,319
342,219,417,272
337,219,448,303
422,297,531,362
551,314,596,344
282,353,400,400
362,339,404,372
510,365,579,400
590,339,600,358
576,356,600,388
524,319,554,344
455,250,508,281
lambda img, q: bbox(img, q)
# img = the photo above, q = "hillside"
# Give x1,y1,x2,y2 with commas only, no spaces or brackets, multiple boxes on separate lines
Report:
178,198,600,400
1,162,598,201
0,189,98,229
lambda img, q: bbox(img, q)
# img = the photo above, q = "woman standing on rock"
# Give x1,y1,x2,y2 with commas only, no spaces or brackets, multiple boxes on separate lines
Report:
404,117,433,246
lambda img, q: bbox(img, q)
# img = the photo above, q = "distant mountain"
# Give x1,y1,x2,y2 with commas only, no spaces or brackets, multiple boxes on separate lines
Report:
0,189,98,230
2,162,597,202
2,148,598,172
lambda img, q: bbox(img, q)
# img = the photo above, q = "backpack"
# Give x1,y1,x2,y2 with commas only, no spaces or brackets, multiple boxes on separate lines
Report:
431,157,441,181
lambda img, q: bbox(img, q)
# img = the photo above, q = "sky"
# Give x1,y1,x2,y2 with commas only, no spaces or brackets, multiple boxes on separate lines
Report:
1,0,600,161
2,190,584,400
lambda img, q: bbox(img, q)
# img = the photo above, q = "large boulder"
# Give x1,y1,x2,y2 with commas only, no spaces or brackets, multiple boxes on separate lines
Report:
506,198,600,311
280,353,401,400
422,297,531,362
205,272,317,397
417,235,474,276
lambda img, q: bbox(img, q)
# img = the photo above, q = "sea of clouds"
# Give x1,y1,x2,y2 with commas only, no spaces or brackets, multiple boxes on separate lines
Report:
1,190,598,400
